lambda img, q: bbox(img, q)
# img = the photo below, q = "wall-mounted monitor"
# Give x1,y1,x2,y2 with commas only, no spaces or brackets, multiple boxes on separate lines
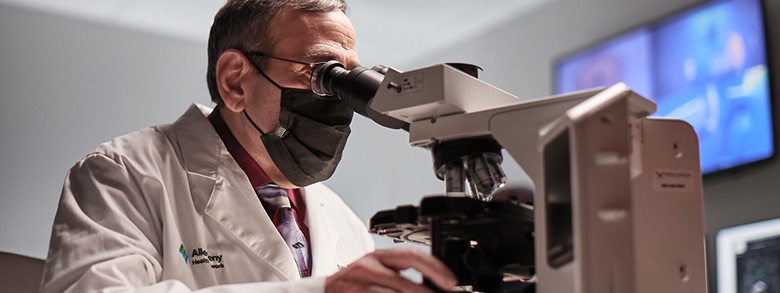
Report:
553,0,774,175
716,218,780,293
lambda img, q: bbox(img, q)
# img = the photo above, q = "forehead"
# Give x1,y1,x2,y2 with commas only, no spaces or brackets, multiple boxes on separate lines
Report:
268,8,359,68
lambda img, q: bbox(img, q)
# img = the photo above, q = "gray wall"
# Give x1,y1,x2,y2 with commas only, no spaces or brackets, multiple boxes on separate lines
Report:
0,5,211,258
2,0,780,292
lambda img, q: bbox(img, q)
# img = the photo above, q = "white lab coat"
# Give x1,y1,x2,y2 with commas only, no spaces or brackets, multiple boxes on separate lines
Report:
41,104,374,292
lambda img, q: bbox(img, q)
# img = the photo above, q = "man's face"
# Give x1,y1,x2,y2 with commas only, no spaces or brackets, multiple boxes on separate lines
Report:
244,8,359,133
236,7,358,188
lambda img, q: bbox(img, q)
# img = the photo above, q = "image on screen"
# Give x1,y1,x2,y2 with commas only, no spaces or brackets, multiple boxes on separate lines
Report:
717,218,780,293
554,0,774,175
736,236,780,293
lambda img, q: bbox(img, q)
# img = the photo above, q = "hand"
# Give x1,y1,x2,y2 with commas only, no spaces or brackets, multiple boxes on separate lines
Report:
325,249,457,293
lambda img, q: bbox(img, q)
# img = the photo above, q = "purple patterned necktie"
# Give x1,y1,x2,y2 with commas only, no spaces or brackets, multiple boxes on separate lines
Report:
254,184,312,277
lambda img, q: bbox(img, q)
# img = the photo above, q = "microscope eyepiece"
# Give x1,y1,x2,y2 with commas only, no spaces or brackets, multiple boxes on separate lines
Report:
311,60,407,129
311,60,349,97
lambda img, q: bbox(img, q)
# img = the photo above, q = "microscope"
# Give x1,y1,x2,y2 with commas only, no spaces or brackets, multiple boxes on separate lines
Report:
312,61,708,293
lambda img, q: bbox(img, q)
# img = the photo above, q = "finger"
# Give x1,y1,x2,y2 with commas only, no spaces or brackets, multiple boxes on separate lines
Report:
346,255,437,293
372,249,457,290
328,281,400,293
364,285,400,293
362,278,436,293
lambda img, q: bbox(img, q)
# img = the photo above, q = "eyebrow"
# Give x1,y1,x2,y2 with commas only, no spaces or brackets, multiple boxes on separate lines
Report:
301,48,339,63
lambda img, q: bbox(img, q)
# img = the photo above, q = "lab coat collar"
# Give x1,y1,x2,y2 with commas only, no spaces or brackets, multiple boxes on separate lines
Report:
164,104,219,212
168,103,301,280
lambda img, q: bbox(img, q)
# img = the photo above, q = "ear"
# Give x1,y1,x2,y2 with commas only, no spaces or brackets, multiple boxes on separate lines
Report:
216,49,255,113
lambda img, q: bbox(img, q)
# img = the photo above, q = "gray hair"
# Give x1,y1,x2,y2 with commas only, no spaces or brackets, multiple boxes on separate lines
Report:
206,0,348,105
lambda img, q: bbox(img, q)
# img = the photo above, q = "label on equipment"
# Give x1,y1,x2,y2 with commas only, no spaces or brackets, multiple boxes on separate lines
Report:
397,74,423,95
651,169,695,193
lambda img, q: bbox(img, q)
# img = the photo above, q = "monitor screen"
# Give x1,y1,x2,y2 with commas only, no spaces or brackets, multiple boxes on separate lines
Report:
717,218,780,293
554,0,774,175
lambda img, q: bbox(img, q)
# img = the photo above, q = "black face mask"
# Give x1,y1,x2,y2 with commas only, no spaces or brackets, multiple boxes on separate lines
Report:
243,57,353,187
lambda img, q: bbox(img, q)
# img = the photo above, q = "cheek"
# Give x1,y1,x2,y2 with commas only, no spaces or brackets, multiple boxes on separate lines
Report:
249,83,283,127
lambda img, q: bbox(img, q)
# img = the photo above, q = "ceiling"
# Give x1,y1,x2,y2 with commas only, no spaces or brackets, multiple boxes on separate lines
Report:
0,0,553,66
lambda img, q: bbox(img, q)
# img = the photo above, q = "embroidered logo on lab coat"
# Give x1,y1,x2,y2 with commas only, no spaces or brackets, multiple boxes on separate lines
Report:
179,244,189,264
185,246,225,269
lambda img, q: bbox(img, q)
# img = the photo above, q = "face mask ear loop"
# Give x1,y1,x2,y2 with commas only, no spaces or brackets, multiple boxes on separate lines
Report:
243,110,267,136
245,54,285,90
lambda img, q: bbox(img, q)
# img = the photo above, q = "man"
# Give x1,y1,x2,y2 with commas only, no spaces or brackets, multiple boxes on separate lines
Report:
40,0,456,292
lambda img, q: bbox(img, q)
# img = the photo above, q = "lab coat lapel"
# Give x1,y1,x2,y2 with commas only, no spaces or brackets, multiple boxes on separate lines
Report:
303,184,342,277
171,104,300,281
168,104,220,212
205,175,300,281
